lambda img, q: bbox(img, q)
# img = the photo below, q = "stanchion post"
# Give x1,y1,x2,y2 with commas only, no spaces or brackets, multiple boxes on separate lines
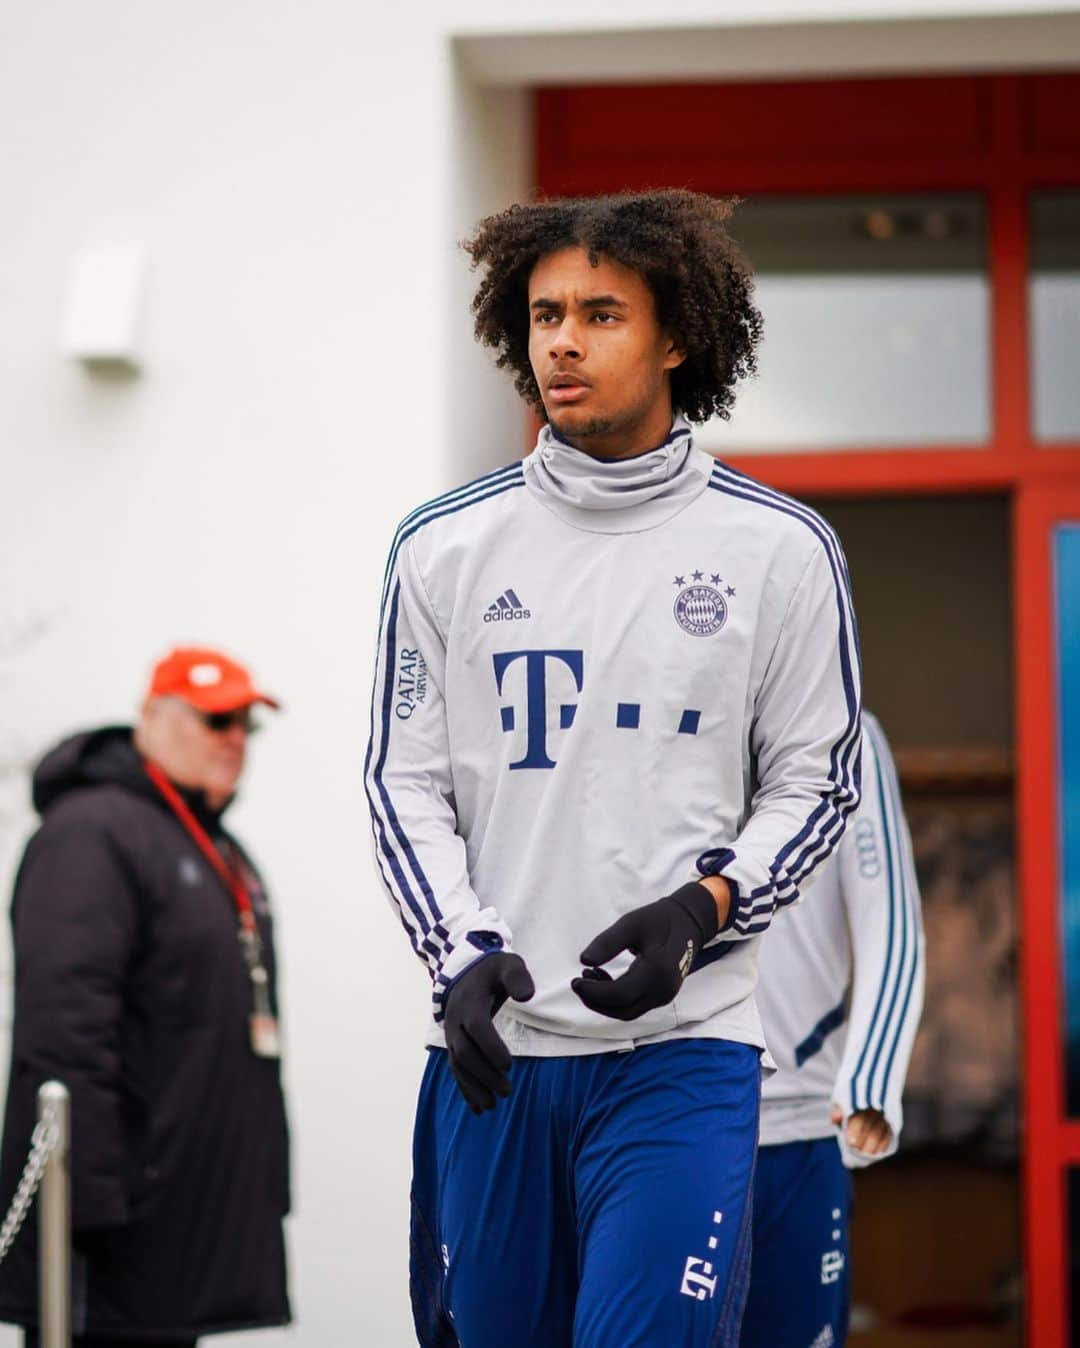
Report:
38,1082,70,1348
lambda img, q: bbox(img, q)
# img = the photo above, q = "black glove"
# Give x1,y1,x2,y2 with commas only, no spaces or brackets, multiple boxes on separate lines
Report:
571,882,720,1021
443,952,535,1114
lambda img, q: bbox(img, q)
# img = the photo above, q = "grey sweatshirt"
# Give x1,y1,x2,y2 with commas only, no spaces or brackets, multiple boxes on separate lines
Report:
365,417,862,1056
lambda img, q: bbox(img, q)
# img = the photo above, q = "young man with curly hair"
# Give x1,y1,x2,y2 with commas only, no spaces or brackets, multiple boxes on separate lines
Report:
365,190,862,1348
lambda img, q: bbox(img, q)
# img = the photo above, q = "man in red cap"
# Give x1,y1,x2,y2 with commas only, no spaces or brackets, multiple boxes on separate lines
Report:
137,645,281,813
0,647,291,1348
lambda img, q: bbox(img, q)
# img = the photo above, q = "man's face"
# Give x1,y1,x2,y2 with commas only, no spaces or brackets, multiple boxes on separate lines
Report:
527,247,684,455
139,697,252,805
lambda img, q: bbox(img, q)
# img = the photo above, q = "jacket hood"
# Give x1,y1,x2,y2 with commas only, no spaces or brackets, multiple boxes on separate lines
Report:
31,725,228,827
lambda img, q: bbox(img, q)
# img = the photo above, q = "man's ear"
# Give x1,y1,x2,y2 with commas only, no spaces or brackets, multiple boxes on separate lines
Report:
663,336,687,371
136,696,166,744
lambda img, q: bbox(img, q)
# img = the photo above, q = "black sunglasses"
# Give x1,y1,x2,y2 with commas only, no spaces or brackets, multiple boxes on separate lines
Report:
197,708,260,734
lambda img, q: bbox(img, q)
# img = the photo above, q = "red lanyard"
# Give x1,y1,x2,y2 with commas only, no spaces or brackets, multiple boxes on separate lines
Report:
143,759,255,934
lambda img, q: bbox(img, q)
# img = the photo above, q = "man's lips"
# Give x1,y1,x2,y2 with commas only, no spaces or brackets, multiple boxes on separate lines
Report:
547,373,590,403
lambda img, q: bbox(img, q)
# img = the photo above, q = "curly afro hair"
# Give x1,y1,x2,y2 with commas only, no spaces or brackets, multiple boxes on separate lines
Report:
463,189,763,425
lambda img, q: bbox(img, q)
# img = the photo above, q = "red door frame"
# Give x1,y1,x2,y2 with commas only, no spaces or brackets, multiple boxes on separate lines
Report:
537,71,1080,1344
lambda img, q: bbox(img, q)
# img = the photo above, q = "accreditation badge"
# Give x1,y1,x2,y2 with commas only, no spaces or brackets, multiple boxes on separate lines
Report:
250,1013,282,1060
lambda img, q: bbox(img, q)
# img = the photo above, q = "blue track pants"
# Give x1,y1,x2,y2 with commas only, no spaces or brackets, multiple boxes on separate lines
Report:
410,1039,760,1348
739,1138,853,1348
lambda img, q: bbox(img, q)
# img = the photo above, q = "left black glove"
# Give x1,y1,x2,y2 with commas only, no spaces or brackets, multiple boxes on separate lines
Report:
443,952,535,1114
571,882,720,1021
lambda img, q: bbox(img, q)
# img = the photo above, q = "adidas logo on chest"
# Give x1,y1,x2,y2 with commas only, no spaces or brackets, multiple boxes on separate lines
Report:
483,588,531,623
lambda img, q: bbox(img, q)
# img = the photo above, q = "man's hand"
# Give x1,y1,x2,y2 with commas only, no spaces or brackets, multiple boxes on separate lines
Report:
443,953,534,1115
571,882,720,1021
831,1105,893,1156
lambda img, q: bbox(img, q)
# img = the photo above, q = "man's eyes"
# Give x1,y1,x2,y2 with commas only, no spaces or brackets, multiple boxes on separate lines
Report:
532,311,619,324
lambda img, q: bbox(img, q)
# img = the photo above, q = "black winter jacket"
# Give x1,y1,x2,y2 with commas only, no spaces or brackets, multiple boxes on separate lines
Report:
0,727,291,1339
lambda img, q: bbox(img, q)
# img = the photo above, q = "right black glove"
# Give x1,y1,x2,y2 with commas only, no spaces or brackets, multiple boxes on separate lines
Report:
443,952,535,1114
571,881,720,1021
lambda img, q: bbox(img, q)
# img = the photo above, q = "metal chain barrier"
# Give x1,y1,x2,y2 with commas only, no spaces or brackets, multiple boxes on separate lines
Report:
0,1081,71,1346
0,1100,60,1267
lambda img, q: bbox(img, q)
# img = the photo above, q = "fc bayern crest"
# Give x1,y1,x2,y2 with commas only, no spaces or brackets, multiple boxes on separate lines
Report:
674,583,728,637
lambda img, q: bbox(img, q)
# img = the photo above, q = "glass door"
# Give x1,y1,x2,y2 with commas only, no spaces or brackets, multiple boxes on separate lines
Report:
1016,484,1080,1347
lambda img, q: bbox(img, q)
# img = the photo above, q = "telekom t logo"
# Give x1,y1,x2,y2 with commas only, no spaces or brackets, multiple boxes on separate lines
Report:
493,649,584,770
680,1257,718,1302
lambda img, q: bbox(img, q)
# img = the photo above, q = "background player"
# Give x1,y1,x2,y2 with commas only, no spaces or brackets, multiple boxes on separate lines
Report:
365,190,862,1348
741,711,926,1348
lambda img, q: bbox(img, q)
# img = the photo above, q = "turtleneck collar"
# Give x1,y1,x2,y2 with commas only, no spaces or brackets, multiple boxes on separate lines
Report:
523,413,714,534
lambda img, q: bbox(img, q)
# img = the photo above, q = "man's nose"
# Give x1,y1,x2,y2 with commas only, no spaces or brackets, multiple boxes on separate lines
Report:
550,317,583,361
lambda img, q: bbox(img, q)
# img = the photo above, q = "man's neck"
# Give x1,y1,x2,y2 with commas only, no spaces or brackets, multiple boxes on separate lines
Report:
135,739,227,819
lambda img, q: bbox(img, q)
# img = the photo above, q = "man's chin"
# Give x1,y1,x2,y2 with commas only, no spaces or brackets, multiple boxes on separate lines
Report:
547,409,614,441
207,770,243,802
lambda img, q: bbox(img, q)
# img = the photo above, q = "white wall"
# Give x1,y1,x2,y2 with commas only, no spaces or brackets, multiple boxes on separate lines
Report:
0,2,1076,1343
0,8,464,1344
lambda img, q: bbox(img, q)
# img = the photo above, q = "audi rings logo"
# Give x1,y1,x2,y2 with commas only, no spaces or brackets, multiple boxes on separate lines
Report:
854,819,881,878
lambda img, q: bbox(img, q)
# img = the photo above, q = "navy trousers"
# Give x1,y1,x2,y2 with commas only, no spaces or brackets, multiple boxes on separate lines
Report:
411,1039,760,1348
739,1138,853,1348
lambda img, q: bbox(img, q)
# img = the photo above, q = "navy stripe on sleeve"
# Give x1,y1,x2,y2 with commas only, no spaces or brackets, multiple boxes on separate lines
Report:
364,581,448,968
712,466,861,891
860,718,921,1111
379,464,525,617
794,998,848,1068
848,719,918,1113
699,464,861,931
364,471,525,978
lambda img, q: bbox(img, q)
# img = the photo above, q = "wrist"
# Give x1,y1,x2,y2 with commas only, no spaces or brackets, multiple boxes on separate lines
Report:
697,875,731,930
669,881,721,944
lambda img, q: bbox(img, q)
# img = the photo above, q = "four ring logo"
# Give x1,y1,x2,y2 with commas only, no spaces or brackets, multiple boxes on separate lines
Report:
854,819,881,878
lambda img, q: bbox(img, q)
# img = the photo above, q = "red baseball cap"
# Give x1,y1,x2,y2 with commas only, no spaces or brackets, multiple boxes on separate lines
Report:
147,646,281,713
